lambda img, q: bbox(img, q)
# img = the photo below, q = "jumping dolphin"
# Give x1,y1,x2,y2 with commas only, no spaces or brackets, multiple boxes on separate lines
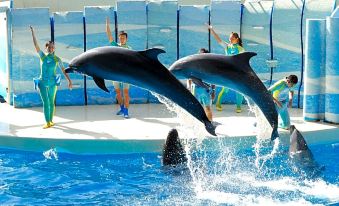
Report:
162,129,187,166
169,52,278,140
65,46,216,136
289,125,323,178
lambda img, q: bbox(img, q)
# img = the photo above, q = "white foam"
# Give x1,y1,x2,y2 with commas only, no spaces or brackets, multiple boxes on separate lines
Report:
197,190,315,206
301,179,339,202
43,148,58,160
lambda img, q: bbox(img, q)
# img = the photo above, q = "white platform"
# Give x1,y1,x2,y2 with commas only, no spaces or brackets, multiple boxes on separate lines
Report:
0,103,338,154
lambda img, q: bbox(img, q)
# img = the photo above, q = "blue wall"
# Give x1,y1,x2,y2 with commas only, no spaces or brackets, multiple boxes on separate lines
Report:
11,8,50,108
4,0,338,108
242,1,273,85
53,11,86,106
325,16,339,123
179,5,209,58
0,7,9,100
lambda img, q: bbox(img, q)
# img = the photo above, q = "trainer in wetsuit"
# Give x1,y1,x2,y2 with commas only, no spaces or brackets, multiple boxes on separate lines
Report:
208,24,245,113
30,26,73,129
187,48,216,121
269,75,298,130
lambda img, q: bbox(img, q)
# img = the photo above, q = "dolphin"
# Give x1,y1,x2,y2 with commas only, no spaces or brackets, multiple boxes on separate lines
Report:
0,94,6,103
169,52,279,140
162,129,187,166
65,46,216,136
289,125,312,157
289,125,316,162
289,125,323,178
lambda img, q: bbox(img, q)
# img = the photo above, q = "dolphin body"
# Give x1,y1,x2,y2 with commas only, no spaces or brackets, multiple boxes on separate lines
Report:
162,129,187,166
289,125,313,157
289,125,323,178
169,52,278,140
65,46,216,136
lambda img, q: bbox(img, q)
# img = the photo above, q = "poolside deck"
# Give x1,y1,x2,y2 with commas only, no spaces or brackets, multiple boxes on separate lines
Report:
0,103,338,154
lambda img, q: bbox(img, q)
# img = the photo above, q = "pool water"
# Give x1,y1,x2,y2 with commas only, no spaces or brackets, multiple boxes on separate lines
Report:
0,139,338,205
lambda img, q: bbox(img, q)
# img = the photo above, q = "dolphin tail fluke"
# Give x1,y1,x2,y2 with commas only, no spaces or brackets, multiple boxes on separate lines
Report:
93,76,109,93
271,128,279,141
205,121,217,136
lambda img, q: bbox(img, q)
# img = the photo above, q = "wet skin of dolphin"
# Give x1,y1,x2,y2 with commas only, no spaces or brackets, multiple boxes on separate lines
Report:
162,129,187,166
169,52,279,140
289,125,323,178
65,46,216,136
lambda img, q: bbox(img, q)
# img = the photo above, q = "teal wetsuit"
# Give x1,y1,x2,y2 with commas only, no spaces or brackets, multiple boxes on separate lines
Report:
216,43,245,111
38,51,63,124
268,79,295,129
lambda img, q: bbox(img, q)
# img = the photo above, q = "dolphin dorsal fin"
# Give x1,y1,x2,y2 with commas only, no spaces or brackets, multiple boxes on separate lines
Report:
231,52,257,67
139,48,166,61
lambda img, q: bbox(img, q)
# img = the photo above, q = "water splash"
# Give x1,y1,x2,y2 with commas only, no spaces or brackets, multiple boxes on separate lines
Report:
150,92,207,140
246,98,273,140
245,97,280,169
148,92,339,206
43,148,58,160
150,92,211,194
253,138,280,170
141,157,153,169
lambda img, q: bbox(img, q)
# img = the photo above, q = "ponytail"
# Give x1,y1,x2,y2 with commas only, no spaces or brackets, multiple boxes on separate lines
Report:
231,32,242,47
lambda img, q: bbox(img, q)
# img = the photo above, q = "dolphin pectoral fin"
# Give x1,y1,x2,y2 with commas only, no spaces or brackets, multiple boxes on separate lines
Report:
139,48,166,61
93,77,109,93
205,121,217,136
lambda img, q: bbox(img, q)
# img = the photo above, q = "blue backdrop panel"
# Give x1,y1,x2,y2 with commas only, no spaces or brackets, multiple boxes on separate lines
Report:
303,19,326,121
85,6,114,50
242,1,273,83
210,0,241,55
179,5,209,58
117,1,149,104
0,8,9,100
53,11,85,106
271,0,303,107
11,8,50,108
117,1,147,51
271,0,303,80
332,6,339,17
84,6,116,105
147,0,177,67
147,0,178,103
325,17,339,123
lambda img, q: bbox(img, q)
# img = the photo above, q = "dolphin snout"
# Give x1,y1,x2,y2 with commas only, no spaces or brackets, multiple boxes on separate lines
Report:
65,66,76,74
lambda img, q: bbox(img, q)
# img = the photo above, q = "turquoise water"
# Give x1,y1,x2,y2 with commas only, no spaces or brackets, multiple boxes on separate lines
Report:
1,139,338,205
